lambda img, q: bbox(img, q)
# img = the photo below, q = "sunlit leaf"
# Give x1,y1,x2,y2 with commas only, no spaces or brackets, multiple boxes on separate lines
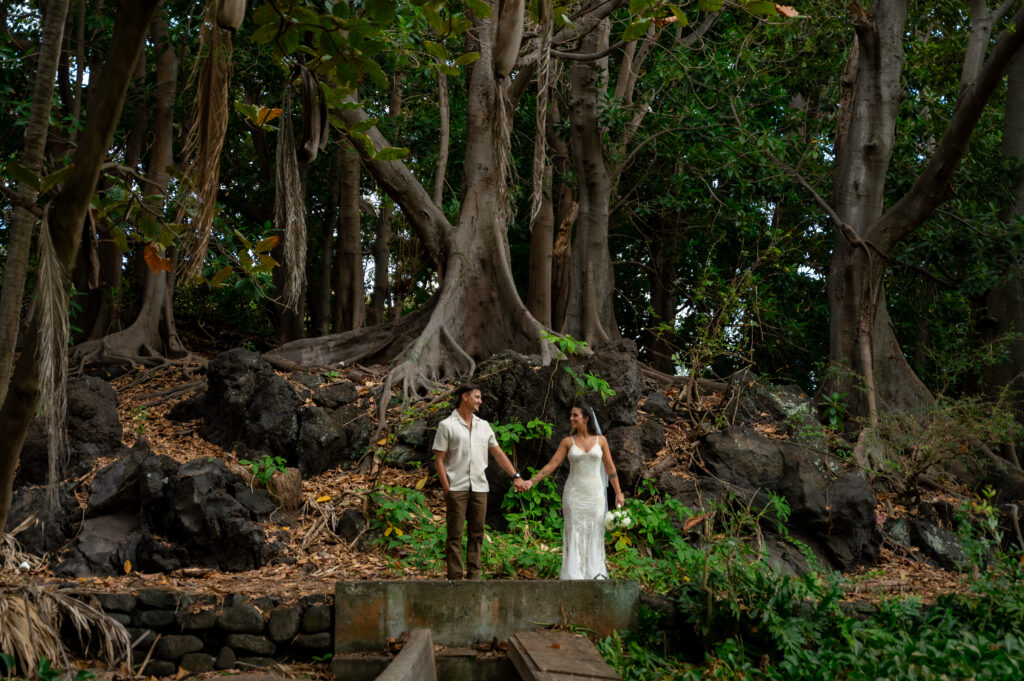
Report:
143,244,173,273
254,235,280,254
414,476,428,490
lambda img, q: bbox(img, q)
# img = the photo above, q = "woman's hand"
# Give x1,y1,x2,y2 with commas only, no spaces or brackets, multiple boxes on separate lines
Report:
615,492,625,508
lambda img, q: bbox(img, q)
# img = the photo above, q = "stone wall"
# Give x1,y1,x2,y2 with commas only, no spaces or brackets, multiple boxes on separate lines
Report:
85,589,333,677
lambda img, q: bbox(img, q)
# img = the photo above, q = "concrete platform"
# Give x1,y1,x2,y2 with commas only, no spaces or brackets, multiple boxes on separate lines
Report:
334,580,639,652
331,580,638,680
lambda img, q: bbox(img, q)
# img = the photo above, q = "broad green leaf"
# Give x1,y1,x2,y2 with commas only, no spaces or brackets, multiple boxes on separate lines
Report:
745,0,777,15
348,117,378,134
668,4,689,26
622,17,652,42
373,147,410,161
423,40,447,62
629,0,647,15
454,51,480,66
233,100,259,122
4,161,40,191
349,131,376,157
699,0,724,11
40,163,74,194
209,266,233,287
233,228,253,252
464,0,492,17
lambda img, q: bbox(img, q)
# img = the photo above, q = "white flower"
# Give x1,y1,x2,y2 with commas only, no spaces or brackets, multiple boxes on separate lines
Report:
605,508,632,531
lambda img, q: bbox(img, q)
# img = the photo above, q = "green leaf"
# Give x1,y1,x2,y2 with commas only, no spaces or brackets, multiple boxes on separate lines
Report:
254,235,280,254
423,40,448,62
233,100,260,122
4,161,41,191
348,117,378,134
373,146,409,161
745,0,777,15
454,51,480,66
209,266,233,287
349,131,376,157
40,163,74,193
464,0,493,17
699,0,724,11
668,4,689,26
621,17,652,42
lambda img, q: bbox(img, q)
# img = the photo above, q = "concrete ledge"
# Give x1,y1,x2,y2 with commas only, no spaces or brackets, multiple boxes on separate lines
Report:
373,628,435,681
334,580,638,653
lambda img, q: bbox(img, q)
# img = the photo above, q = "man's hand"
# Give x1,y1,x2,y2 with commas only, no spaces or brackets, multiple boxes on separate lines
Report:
513,477,529,493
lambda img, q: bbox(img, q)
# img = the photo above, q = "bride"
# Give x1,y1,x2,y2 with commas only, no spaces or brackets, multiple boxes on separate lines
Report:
525,403,625,580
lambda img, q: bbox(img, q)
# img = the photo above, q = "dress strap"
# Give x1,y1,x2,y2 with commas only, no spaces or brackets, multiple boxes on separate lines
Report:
569,436,576,448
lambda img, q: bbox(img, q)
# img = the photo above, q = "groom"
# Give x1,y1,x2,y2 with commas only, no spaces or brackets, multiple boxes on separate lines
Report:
433,383,527,580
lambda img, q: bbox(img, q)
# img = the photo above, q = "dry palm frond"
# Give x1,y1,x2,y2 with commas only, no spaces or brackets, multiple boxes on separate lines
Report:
0,516,47,573
176,0,233,281
34,211,69,516
276,85,307,310
0,584,131,678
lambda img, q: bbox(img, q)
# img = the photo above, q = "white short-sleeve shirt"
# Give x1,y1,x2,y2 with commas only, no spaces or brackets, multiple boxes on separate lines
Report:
432,411,498,492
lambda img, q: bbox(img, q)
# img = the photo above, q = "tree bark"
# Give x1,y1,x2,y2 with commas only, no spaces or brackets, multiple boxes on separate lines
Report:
0,0,71,406
368,198,394,326
333,138,365,333
268,3,554,399
71,13,186,370
566,18,618,344
825,1,1024,421
0,0,162,533
312,148,341,336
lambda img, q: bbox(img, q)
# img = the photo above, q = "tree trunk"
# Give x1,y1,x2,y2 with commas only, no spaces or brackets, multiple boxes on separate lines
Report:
368,197,394,326
647,226,678,374
0,0,162,533
0,0,71,406
71,13,186,370
267,4,554,399
825,1,1024,422
333,139,365,333
566,18,618,345
312,148,341,336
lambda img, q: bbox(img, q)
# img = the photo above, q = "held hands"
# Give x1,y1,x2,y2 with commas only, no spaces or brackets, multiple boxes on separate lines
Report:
512,477,531,493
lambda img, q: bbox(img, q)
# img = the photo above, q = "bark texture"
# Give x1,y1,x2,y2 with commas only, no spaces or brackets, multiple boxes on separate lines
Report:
0,0,71,406
825,1,1024,421
0,0,162,532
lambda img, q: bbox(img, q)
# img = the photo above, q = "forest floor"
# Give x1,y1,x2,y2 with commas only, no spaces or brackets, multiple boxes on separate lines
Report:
5,349,976,679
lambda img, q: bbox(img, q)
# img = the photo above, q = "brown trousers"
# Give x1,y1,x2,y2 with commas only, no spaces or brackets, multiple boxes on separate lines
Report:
445,490,487,580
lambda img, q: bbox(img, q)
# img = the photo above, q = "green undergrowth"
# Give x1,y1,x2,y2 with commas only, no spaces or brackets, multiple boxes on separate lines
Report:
364,477,1024,680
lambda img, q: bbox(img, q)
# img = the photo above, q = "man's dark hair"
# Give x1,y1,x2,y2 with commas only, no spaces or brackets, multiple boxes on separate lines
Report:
454,382,481,406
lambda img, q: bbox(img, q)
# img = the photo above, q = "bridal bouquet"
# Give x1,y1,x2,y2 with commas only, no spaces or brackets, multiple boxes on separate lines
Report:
604,507,632,531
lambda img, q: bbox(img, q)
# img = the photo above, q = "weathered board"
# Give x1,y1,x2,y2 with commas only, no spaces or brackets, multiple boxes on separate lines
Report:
508,630,620,681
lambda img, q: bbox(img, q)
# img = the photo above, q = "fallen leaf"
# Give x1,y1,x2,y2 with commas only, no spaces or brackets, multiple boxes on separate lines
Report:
684,514,706,532
776,3,799,17
316,495,332,503
124,560,132,575
377,437,388,446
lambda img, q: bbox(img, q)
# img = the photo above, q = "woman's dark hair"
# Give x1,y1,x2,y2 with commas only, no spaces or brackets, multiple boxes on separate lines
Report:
573,402,601,435
453,382,481,406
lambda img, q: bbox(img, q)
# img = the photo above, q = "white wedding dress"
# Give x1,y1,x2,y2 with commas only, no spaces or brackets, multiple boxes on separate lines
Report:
560,437,609,580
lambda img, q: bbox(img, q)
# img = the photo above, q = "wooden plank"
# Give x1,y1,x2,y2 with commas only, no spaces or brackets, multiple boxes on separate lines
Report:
509,631,620,681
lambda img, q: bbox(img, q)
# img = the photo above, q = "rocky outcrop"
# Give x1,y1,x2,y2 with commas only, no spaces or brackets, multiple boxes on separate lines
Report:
12,445,288,576
17,376,122,485
671,425,881,572
189,348,370,475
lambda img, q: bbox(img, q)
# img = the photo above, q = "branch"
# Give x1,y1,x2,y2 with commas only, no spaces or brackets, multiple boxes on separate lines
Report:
552,39,625,61
874,6,1024,250
1,186,42,215
334,104,450,267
